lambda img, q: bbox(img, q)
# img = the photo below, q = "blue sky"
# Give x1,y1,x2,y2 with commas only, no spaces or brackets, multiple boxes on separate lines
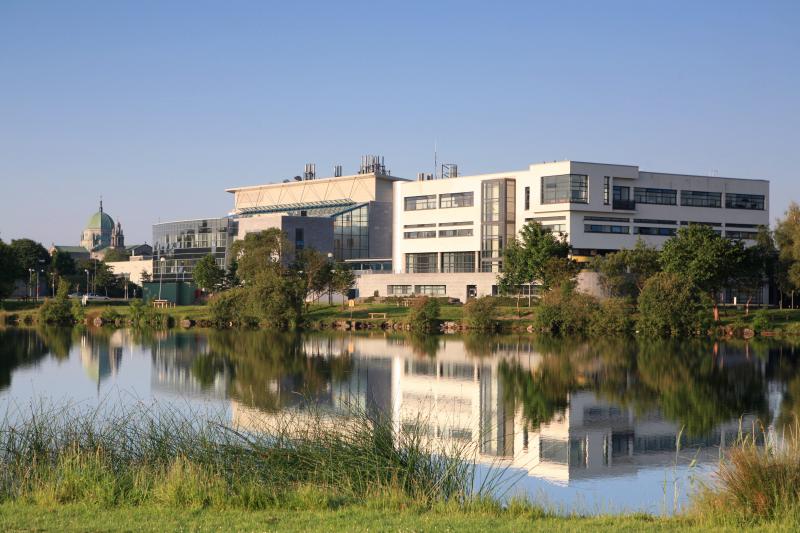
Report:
1,0,798,245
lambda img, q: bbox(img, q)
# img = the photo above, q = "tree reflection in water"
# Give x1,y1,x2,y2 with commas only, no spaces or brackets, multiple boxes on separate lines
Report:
500,337,772,437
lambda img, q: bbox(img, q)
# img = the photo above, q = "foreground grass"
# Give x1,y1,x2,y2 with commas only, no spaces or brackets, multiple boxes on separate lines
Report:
0,502,715,533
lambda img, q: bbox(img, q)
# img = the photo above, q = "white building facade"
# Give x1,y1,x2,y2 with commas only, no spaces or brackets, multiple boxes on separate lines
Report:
356,160,769,302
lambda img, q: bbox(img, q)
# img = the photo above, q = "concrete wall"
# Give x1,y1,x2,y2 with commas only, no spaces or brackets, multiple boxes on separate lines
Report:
107,258,153,286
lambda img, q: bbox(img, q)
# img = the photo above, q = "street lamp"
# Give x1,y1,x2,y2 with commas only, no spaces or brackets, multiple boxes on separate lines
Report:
327,252,334,305
84,269,90,296
37,269,44,302
158,257,166,301
27,268,33,300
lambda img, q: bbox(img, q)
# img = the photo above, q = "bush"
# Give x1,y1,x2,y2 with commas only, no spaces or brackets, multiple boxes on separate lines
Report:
208,288,257,328
100,308,122,324
533,285,599,335
38,279,74,325
588,297,635,336
462,296,499,332
637,272,710,337
751,310,772,333
407,296,440,332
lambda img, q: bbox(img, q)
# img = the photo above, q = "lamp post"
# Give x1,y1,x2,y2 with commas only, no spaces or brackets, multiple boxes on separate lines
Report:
27,268,33,300
158,257,166,301
84,269,90,296
36,269,43,302
327,252,334,305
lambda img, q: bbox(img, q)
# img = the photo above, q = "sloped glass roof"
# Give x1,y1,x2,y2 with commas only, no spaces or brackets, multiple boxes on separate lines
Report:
237,199,359,216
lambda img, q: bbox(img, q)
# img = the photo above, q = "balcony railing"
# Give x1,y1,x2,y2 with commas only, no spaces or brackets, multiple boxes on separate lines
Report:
612,199,636,210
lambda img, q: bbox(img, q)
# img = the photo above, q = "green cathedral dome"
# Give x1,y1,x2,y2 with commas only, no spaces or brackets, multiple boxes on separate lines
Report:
86,204,114,231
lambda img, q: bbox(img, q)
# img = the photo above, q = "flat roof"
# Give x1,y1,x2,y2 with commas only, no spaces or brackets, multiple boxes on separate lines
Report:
226,172,408,194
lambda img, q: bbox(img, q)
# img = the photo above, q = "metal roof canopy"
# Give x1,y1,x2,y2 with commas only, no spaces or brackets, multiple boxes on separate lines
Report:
236,199,359,216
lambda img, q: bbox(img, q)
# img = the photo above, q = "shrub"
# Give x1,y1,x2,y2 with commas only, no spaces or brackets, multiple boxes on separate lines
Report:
38,279,74,325
533,285,599,335
407,296,440,332
588,297,635,336
751,310,772,333
100,308,121,324
637,272,710,337
462,296,499,332
208,288,257,328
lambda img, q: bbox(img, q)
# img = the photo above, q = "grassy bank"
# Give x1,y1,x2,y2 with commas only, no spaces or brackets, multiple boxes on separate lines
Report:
1,406,800,531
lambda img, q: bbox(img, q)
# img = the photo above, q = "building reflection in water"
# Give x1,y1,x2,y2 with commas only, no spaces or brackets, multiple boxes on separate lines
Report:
225,335,770,485
80,331,123,390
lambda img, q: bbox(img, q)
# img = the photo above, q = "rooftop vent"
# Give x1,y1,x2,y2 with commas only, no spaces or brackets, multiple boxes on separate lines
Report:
303,163,316,180
334,164,343,177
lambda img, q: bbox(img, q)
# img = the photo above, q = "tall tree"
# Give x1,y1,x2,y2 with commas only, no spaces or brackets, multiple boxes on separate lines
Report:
498,221,571,312
51,250,76,278
229,228,285,284
292,249,332,309
329,262,356,308
775,202,800,308
734,226,777,314
102,248,130,262
660,225,746,321
0,239,19,300
592,239,660,298
9,239,49,274
192,254,225,292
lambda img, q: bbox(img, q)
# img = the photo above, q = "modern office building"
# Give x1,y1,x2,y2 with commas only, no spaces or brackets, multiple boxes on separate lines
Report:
226,157,402,271
356,160,769,301
152,217,238,283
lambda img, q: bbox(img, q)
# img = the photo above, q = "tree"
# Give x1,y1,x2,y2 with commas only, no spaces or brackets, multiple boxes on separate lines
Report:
292,249,332,309
0,239,18,300
329,263,355,307
463,296,499,331
734,227,775,315
9,238,49,274
498,221,571,313
192,254,225,292
637,272,711,337
50,250,76,278
229,228,285,284
660,225,746,321
775,202,800,308
102,248,130,262
140,269,152,283
592,239,660,298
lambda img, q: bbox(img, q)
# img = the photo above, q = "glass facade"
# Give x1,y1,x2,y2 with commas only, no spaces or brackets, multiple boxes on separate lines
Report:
584,224,630,234
405,253,437,273
403,231,436,239
441,251,476,273
681,190,722,208
481,179,515,272
541,174,588,204
634,226,676,236
725,193,765,210
152,218,237,283
333,204,369,260
387,284,412,296
414,285,446,296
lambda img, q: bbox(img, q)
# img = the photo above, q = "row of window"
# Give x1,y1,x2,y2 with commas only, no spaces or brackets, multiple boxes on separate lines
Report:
387,285,447,296
584,224,757,239
405,252,477,273
404,192,474,211
403,229,474,239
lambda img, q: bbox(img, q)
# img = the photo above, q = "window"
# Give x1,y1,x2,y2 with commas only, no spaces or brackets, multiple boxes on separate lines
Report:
584,216,629,222
726,223,760,228
681,190,722,208
524,186,531,210
584,224,629,234
726,193,765,210
634,218,676,225
414,285,446,296
603,176,610,205
634,226,676,236
403,231,436,239
526,215,566,222
439,192,474,208
404,223,436,228
441,252,475,273
294,228,304,250
543,224,566,233
404,195,437,211
726,230,758,240
439,221,473,227
613,185,634,209
333,204,369,260
541,174,588,204
405,253,437,273
634,187,677,206
680,221,721,227
387,285,412,296
439,229,473,237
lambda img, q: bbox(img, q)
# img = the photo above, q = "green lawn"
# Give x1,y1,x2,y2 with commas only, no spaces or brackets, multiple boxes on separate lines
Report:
1,502,776,533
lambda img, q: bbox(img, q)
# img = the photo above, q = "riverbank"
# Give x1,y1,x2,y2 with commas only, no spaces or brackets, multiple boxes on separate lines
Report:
0,403,797,532
3,299,800,337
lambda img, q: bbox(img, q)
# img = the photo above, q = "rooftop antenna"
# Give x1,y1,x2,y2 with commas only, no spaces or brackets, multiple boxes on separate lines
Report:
434,140,438,179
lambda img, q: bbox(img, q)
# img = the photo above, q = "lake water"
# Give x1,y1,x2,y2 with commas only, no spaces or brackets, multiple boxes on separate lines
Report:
1,327,797,515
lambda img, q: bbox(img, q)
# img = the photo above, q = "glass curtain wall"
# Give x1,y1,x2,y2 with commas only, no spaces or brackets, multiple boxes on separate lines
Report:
481,179,515,273
333,204,369,261
152,218,236,283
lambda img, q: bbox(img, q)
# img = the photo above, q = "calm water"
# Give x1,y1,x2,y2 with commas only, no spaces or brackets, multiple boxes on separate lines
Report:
1,327,798,515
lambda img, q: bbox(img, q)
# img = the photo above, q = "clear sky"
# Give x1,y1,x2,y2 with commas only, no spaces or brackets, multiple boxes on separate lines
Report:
1,0,798,246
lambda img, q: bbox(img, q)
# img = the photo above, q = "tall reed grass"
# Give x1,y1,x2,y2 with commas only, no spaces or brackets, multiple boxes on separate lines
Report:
0,401,480,510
